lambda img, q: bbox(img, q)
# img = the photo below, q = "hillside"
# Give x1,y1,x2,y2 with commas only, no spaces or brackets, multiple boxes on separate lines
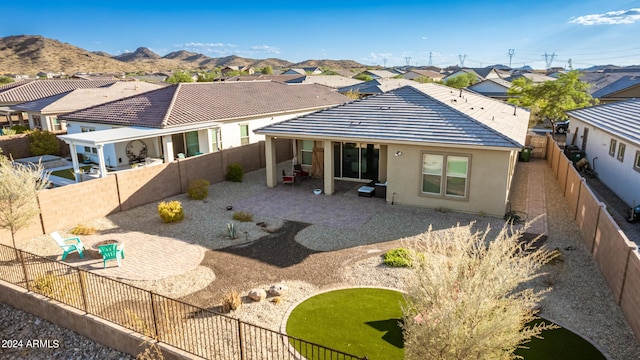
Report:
0,35,365,75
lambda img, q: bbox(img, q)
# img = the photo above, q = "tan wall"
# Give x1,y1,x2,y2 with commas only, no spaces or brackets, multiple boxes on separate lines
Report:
546,134,640,342
525,133,547,159
556,157,570,194
6,140,293,241
386,144,511,216
0,132,70,159
0,281,199,360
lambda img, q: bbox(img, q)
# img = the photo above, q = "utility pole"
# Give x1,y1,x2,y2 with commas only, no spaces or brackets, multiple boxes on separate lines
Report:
542,52,557,69
508,49,515,68
458,54,466,67
567,58,573,70
405,56,411,67
428,51,433,67
383,58,387,68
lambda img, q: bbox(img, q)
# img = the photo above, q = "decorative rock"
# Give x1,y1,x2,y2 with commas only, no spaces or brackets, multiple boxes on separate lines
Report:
248,288,266,302
268,284,288,297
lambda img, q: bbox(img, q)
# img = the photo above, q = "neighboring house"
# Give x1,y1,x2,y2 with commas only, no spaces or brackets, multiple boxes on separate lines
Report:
503,71,555,84
282,67,323,75
284,75,364,88
353,69,397,80
57,81,349,181
0,79,118,126
402,69,445,82
590,75,640,103
441,68,483,84
566,99,640,208
467,78,513,100
255,83,530,217
12,81,164,132
338,78,416,97
221,66,255,75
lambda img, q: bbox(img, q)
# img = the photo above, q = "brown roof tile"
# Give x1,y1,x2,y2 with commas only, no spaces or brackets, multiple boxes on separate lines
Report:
0,79,118,104
60,81,349,128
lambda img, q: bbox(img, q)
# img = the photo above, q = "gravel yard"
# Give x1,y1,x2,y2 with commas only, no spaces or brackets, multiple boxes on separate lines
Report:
2,160,639,359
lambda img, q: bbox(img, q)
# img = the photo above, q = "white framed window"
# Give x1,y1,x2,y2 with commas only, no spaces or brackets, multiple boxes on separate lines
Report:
609,139,617,157
52,116,62,131
209,128,221,152
301,140,314,165
617,143,626,162
634,151,640,172
81,127,96,154
239,124,249,145
421,153,470,198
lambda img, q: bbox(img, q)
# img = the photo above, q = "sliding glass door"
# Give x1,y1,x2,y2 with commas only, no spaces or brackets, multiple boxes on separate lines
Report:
333,142,379,181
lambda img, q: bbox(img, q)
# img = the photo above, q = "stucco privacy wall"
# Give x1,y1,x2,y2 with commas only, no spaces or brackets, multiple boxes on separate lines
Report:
0,139,292,241
545,134,640,341
386,143,513,217
0,281,197,360
0,132,70,159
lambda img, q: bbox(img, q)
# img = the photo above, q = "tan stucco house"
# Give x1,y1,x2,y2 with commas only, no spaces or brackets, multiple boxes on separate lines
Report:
255,83,530,217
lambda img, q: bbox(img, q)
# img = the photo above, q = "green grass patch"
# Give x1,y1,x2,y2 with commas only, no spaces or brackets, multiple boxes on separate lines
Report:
49,166,91,180
515,318,605,359
286,288,405,360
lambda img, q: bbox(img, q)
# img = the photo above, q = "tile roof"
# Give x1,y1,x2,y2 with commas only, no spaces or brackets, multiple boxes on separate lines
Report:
256,83,529,149
338,78,416,95
60,81,349,128
292,75,364,88
0,79,118,104
13,82,164,113
590,75,640,98
567,98,640,145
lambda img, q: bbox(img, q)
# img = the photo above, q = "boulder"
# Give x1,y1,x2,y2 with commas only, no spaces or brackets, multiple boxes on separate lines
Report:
248,288,266,302
268,284,288,297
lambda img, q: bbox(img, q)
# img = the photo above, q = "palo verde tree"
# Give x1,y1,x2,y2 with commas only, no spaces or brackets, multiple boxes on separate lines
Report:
166,70,194,84
443,72,477,89
507,70,596,128
402,223,558,360
0,150,49,251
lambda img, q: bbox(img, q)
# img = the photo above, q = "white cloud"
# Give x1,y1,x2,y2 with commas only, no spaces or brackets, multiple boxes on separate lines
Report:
421,36,428,40
570,8,640,25
250,45,281,54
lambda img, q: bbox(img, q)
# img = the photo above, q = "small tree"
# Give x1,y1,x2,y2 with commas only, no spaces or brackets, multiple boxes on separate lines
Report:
0,151,48,251
402,223,557,360
354,73,373,81
28,130,60,155
0,76,14,85
444,73,477,89
260,66,273,75
166,71,194,84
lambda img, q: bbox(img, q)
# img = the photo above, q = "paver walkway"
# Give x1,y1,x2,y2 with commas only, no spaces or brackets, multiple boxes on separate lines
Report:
508,159,548,236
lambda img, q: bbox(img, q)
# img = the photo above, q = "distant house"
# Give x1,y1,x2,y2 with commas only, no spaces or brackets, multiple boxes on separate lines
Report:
0,79,118,126
467,78,513,100
566,99,640,208
338,78,416,97
590,75,640,103
256,83,530,217
221,66,255,75
285,75,363,88
402,69,444,82
503,71,555,84
282,67,322,75
57,81,349,181
353,69,397,80
12,81,164,132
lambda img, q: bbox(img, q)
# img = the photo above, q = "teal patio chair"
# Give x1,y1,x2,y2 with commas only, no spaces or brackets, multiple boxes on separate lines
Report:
98,242,125,268
51,232,85,260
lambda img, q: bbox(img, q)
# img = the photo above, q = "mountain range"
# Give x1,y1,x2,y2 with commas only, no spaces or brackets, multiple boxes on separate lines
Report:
0,35,365,75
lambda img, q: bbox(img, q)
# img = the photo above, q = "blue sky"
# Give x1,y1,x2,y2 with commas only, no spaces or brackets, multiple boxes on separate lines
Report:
3,1,640,69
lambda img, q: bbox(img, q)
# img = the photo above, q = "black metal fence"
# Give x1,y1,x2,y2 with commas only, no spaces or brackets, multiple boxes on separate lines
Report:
0,243,366,360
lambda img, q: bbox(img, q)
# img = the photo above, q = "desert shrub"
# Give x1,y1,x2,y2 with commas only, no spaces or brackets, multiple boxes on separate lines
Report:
158,201,184,223
225,163,244,182
232,211,253,222
69,224,96,235
32,273,82,307
384,248,415,267
222,290,242,313
28,130,60,155
10,125,30,134
226,222,237,239
1,128,17,136
270,296,284,305
187,179,210,200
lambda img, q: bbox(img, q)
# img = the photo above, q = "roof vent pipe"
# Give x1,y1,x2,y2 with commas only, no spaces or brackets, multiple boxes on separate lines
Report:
459,89,463,97
513,105,517,116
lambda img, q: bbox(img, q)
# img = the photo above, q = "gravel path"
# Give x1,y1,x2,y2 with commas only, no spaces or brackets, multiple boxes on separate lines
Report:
2,160,640,359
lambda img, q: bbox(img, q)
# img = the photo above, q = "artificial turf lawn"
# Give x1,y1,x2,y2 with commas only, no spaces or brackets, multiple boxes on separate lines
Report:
49,166,91,180
286,288,405,360
515,318,606,359
286,288,606,360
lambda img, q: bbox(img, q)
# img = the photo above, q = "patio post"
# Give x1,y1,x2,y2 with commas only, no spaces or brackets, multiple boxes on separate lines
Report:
323,140,334,195
161,135,174,162
66,142,81,182
265,135,277,188
96,144,107,178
